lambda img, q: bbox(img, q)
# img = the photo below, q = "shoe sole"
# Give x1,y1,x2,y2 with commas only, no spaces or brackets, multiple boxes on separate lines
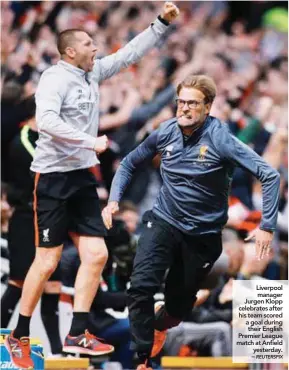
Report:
62,346,115,356
4,337,34,369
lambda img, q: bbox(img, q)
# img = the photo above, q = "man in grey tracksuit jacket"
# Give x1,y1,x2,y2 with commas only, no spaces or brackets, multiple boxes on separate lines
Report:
6,3,180,368
31,17,170,174
102,74,280,365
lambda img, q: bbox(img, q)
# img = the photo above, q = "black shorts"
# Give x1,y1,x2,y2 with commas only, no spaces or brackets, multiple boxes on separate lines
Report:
8,209,61,280
32,168,106,248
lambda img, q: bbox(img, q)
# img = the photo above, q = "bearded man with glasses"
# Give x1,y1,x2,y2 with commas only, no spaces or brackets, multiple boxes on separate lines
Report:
102,74,280,370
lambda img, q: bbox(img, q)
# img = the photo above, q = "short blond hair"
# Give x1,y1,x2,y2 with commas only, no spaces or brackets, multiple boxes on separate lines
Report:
177,74,217,104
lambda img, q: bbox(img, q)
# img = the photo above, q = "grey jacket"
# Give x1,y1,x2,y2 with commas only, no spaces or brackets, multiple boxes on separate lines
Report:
31,18,168,173
109,116,280,235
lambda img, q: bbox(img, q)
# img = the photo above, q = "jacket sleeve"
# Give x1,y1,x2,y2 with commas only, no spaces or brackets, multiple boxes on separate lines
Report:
35,69,97,150
109,130,159,202
93,18,168,82
214,125,280,231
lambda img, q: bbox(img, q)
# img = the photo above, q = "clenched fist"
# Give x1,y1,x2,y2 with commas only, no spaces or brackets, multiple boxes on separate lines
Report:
94,135,108,154
161,2,180,23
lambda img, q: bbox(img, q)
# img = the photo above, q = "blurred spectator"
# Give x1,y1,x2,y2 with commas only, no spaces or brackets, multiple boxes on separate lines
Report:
163,227,273,358
1,114,62,356
104,202,138,292
164,320,232,357
1,184,13,239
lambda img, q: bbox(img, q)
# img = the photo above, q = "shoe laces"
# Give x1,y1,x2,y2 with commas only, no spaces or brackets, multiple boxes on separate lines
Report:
84,330,104,344
19,338,31,357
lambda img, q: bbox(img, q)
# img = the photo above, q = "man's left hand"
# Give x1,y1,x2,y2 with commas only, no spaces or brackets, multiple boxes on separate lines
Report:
245,227,274,260
161,2,180,23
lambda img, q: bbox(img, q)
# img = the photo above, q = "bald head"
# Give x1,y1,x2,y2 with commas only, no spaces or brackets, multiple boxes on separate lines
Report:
57,29,89,55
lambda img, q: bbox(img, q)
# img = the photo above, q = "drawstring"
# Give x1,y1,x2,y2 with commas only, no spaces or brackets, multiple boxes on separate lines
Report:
84,73,90,85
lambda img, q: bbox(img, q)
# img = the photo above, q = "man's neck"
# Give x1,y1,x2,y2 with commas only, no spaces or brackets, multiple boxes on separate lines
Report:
181,121,203,136
61,57,82,70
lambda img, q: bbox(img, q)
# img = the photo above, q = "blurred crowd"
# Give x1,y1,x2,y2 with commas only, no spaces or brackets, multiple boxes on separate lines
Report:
1,0,288,367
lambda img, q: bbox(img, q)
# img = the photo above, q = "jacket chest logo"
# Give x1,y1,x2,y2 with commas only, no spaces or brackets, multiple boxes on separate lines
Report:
77,89,83,100
198,145,208,161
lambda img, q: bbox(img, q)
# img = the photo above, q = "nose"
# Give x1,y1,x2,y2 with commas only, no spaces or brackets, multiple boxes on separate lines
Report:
181,103,190,112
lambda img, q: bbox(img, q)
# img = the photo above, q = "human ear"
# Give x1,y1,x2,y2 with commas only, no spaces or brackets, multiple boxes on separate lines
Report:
205,103,211,114
65,46,75,59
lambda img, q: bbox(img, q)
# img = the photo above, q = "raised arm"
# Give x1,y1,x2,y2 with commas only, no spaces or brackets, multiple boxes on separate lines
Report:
102,130,159,229
36,69,107,153
128,84,175,131
99,83,141,131
93,2,179,82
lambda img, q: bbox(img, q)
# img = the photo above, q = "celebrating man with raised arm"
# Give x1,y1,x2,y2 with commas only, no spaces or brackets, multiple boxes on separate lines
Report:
5,3,179,369
102,74,280,370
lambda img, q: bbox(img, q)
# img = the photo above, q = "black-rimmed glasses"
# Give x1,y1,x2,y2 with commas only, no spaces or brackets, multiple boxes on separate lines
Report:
175,98,206,109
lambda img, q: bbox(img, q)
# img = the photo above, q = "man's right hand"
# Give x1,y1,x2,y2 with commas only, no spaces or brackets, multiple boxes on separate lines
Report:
102,201,119,229
161,2,180,23
94,135,109,154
